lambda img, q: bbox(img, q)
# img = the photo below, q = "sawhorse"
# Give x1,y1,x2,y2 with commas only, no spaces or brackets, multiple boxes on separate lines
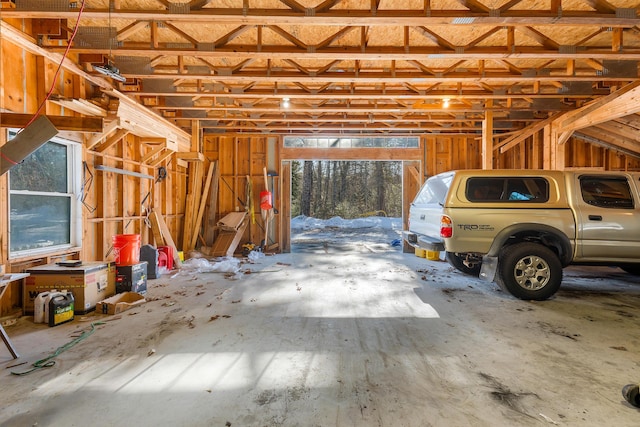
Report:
0,273,29,359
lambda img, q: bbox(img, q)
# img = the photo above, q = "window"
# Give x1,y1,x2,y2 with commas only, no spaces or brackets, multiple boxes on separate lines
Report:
283,136,419,148
580,176,634,209
466,177,549,202
414,172,454,205
8,131,82,257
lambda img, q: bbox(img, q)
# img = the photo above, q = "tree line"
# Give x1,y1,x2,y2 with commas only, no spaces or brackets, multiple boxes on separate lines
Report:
291,160,402,219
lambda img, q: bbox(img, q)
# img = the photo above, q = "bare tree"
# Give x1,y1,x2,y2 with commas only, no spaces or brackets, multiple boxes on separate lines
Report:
300,161,314,216
374,162,385,212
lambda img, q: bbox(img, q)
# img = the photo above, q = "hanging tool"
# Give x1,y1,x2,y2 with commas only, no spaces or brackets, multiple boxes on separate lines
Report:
260,167,273,249
267,170,279,214
246,175,255,224
141,166,167,208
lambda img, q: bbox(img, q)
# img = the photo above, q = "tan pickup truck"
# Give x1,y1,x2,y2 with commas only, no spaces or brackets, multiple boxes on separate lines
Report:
403,169,640,300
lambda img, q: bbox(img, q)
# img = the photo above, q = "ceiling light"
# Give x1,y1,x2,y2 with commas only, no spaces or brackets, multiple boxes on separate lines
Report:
443,98,450,108
282,97,291,108
93,62,126,82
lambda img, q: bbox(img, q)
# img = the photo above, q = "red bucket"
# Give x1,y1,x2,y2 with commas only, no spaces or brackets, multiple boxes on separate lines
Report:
112,234,141,266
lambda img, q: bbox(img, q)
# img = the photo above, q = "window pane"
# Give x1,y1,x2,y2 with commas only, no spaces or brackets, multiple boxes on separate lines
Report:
10,194,71,252
466,177,549,202
9,141,68,193
580,176,634,209
283,136,418,148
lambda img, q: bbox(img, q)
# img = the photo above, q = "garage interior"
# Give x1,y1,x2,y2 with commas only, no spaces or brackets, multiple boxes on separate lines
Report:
1,1,640,425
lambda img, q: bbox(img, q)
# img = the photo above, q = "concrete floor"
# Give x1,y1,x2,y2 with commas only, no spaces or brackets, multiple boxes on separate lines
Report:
1,241,640,426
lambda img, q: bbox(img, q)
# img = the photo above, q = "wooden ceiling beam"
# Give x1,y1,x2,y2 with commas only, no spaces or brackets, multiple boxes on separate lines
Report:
120,71,635,83
213,25,253,48
517,27,560,50
594,121,640,144
316,26,357,50
455,0,490,13
61,45,640,61
574,128,640,158
159,104,535,113
192,115,492,123
189,0,215,10
496,112,564,153
315,0,342,14
5,9,637,27
196,123,505,131
413,26,456,50
266,25,307,49
582,0,617,14
163,22,200,46
131,88,596,100
278,0,307,13
118,21,149,40
0,112,103,133
555,81,640,133
499,0,525,13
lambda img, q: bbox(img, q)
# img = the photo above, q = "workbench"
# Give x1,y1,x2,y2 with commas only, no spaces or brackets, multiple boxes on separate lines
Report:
0,273,30,359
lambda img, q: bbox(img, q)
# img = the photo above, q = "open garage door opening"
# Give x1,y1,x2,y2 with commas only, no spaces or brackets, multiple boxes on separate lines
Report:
290,160,403,253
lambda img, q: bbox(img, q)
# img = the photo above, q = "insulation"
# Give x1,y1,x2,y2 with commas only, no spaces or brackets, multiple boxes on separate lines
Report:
75,27,118,49
15,0,68,11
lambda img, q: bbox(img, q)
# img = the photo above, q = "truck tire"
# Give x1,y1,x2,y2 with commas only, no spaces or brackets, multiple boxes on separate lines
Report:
445,252,481,277
496,242,562,300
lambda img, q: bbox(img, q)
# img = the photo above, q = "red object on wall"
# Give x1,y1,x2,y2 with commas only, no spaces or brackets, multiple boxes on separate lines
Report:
157,246,174,271
260,190,272,210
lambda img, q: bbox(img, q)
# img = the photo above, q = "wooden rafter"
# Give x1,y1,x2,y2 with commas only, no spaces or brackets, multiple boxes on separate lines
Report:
413,26,456,50
582,0,617,13
267,25,307,49
6,3,640,137
455,0,490,13
7,9,637,27
555,81,640,134
278,0,306,13
517,27,560,50
317,26,357,50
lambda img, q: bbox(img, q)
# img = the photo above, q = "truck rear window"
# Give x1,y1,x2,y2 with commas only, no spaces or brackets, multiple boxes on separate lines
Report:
466,177,549,202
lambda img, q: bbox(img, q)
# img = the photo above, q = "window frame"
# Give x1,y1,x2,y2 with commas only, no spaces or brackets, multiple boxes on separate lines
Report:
7,130,83,258
579,175,634,209
465,177,550,203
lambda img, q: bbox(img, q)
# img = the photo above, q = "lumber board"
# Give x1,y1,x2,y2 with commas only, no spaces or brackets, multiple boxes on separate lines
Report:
175,152,205,161
49,96,107,117
189,161,216,250
203,161,220,246
209,214,248,257
85,118,120,149
0,112,103,133
149,210,182,268
182,192,195,251
148,150,175,167
95,128,129,153
142,144,167,164
1,116,59,175
182,162,204,252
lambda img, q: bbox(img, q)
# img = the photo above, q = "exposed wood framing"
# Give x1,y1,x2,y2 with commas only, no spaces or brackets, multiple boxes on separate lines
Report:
189,161,216,250
0,112,103,133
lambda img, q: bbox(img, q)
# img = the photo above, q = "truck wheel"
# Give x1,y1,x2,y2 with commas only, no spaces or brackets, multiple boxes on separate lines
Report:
496,242,562,300
445,252,481,277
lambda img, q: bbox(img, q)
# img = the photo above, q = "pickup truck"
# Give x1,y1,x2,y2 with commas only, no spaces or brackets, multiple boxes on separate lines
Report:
403,169,640,300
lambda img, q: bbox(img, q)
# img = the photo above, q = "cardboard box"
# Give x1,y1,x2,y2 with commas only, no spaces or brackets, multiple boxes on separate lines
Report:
96,292,145,315
25,262,116,314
